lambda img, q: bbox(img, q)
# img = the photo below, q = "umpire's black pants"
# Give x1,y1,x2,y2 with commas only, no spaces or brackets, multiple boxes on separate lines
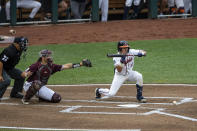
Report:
0,68,25,98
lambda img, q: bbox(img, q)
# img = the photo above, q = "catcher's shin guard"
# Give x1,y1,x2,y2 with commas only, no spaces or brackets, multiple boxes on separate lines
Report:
23,80,42,102
136,84,146,103
51,93,61,103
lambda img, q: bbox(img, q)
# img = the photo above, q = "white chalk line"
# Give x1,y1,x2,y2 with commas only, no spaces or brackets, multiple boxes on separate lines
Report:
2,84,197,124
0,126,140,131
46,84,197,87
6,84,197,90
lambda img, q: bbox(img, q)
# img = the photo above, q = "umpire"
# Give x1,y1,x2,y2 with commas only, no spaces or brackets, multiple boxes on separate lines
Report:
0,36,28,100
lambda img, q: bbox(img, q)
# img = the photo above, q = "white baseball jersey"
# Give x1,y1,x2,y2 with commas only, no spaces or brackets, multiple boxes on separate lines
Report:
99,0,108,22
113,49,141,75
98,49,144,98
6,0,41,20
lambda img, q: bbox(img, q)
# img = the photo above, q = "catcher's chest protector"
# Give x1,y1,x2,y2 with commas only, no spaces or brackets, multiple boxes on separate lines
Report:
36,64,52,85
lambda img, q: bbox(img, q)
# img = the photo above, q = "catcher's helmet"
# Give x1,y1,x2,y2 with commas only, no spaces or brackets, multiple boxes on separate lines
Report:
117,40,130,52
39,49,52,57
14,36,28,51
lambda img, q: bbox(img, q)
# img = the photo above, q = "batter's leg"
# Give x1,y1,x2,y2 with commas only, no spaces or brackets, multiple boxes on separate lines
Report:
128,70,146,102
98,74,127,99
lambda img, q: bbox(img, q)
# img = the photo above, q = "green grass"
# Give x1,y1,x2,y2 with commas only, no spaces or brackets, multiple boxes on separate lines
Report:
1,38,197,85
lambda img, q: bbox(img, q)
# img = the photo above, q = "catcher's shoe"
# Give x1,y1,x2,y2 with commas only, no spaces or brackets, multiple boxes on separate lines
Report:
137,96,147,103
95,88,101,99
21,98,29,105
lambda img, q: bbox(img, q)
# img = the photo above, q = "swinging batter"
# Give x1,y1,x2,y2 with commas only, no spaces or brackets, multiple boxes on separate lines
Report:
95,41,147,102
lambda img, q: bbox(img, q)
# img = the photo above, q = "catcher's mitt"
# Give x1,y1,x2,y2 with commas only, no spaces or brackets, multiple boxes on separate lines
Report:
82,59,92,67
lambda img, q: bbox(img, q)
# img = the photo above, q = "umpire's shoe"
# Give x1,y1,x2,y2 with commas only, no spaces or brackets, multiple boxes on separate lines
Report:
95,88,101,99
10,92,24,99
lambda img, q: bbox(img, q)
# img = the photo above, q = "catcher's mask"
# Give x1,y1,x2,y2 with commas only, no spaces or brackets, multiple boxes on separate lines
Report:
39,49,53,63
117,40,130,52
14,36,28,52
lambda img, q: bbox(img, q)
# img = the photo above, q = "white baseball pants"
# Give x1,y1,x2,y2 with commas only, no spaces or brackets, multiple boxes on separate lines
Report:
168,0,184,8
99,0,108,22
99,70,143,98
6,0,41,20
125,0,141,7
23,81,55,101
183,0,192,13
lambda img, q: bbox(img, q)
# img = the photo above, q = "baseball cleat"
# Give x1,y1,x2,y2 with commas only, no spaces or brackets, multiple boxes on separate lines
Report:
21,98,29,105
137,96,147,103
95,88,101,99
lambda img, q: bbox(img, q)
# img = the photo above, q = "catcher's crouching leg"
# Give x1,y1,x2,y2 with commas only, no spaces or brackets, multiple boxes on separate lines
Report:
22,80,42,104
51,93,61,103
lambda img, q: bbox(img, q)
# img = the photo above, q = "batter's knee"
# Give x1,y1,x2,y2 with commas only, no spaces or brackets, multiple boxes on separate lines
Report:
51,93,61,103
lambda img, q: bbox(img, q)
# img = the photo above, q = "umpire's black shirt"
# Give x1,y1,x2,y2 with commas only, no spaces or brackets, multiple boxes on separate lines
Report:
0,44,22,71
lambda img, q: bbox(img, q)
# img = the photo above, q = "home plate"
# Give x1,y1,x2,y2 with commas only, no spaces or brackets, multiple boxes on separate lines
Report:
118,104,140,108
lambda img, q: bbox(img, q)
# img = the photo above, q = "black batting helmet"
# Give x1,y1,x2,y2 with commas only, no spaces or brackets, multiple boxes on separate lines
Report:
14,36,28,51
117,40,130,52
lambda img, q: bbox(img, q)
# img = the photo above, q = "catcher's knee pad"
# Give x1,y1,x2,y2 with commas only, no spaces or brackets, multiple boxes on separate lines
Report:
24,80,42,100
51,93,61,103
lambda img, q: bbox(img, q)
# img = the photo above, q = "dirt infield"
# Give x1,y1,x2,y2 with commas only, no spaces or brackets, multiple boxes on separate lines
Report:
0,18,197,130
0,18,197,47
0,85,197,131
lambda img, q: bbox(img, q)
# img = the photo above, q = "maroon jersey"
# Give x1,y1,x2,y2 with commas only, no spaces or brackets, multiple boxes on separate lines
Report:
26,61,62,85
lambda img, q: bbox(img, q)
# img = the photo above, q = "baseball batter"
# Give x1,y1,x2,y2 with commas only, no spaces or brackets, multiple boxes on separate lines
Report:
22,49,92,104
6,0,41,21
99,0,108,22
95,41,147,102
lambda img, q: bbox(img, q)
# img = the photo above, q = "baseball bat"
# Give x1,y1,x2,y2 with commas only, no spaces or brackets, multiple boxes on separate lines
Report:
107,54,138,57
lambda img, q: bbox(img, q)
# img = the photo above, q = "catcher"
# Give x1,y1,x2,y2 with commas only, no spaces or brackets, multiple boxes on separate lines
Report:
22,49,92,104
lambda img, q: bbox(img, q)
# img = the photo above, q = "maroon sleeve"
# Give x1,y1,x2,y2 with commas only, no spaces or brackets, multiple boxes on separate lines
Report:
51,64,62,74
28,62,39,73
